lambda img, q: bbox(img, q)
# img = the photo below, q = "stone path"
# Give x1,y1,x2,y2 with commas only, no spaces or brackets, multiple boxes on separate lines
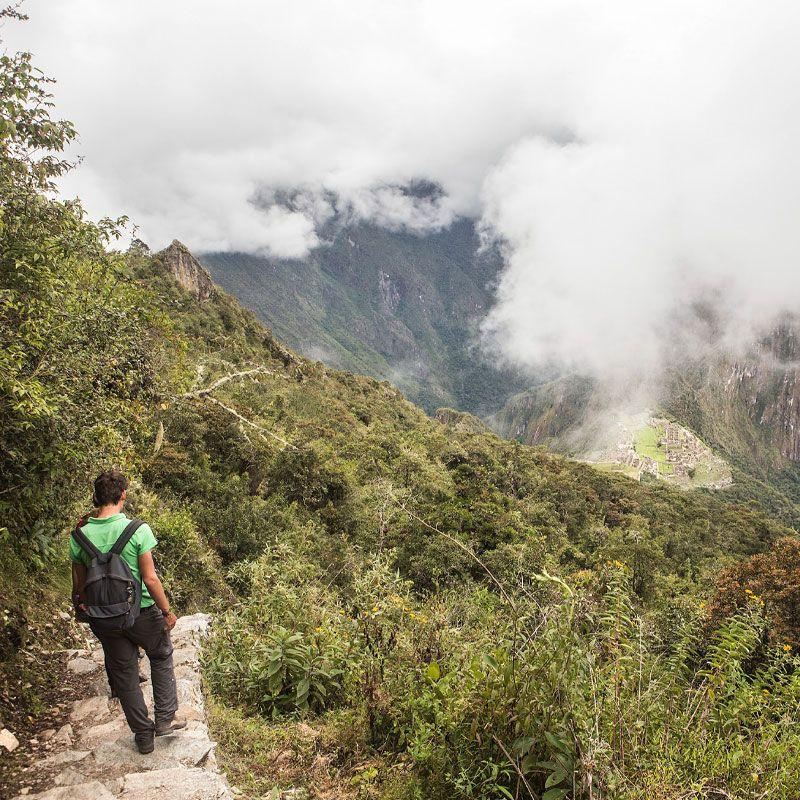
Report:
12,614,237,800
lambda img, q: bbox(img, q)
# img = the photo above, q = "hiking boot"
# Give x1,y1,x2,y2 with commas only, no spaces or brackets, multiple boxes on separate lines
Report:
135,733,155,754
155,714,187,736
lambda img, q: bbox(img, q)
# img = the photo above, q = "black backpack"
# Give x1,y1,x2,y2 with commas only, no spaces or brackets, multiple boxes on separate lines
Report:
73,520,144,631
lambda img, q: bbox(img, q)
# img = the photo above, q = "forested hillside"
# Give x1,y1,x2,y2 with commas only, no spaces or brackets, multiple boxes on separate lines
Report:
201,217,530,416
2,19,800,800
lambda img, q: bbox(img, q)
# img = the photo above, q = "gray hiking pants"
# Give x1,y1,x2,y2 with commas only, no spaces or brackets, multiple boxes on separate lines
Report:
90,605,178,738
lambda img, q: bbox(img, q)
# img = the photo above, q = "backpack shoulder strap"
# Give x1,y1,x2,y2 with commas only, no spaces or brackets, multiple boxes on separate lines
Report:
72,526,102,560
110,519,144,556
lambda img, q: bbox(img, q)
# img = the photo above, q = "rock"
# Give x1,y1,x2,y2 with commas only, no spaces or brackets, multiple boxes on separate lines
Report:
57,611,71,621
70,695,111,725
174,664,196,679
33,749,90,769
79,717,127,747
172,613,212,638
119,767,234,799
67,658,98,676
172,646,200,666
176,678,203,709
89,674,112,697
51,724,73,747
103,777,124,795
178,703,205,722
154,241,215,301
14,781,116,800
0,727,19,751
54,767,89,786
40,729,56,742
92,734,214,771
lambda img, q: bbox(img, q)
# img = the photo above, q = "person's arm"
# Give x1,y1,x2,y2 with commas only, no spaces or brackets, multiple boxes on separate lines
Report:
139,550,177,630
71,563,87,611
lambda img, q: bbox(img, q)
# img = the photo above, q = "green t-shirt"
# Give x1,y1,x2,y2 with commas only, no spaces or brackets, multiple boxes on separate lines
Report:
70,513,158,608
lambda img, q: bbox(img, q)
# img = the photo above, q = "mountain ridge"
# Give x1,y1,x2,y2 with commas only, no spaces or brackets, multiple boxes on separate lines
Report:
200,219,530,415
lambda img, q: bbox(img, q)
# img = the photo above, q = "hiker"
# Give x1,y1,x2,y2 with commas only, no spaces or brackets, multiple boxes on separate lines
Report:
73,512,147,699
70,469,186,754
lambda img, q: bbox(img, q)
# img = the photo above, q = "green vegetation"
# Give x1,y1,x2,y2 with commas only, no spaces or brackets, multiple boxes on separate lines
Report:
2,18,800,799
633,423,665,463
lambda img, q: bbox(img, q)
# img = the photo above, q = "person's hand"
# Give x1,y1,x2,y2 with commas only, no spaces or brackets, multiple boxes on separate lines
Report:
162,610,178,631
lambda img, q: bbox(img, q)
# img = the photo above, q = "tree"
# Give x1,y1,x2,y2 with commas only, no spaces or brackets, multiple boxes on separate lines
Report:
708,536,800,648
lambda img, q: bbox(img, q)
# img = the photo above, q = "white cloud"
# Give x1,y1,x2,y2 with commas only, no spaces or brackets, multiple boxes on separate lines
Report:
5,0,800,378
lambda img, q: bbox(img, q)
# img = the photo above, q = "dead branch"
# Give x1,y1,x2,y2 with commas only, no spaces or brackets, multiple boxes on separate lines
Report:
180,366,279,399
205,396,296,450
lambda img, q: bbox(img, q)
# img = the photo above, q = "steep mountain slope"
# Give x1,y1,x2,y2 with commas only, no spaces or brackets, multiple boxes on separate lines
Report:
200,219,529,415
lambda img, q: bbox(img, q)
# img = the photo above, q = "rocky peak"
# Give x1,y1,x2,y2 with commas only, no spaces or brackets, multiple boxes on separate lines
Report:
155,240,215,301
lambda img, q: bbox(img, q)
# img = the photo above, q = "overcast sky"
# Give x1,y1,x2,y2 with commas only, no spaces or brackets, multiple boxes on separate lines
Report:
5,1,800,378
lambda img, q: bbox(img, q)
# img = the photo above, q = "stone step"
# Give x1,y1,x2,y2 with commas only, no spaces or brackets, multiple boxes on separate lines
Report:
13,780,116,800
90,726,215,772
15,613,231,800
119,766,234,799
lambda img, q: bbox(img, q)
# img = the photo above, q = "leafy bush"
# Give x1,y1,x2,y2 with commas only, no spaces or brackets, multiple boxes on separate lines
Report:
204,603,350,718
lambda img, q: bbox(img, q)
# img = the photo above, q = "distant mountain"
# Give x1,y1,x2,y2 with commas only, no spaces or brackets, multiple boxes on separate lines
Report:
200,219,530,415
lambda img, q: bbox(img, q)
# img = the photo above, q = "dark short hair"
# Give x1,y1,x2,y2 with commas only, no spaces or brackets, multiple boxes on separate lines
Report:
92,469,129,507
